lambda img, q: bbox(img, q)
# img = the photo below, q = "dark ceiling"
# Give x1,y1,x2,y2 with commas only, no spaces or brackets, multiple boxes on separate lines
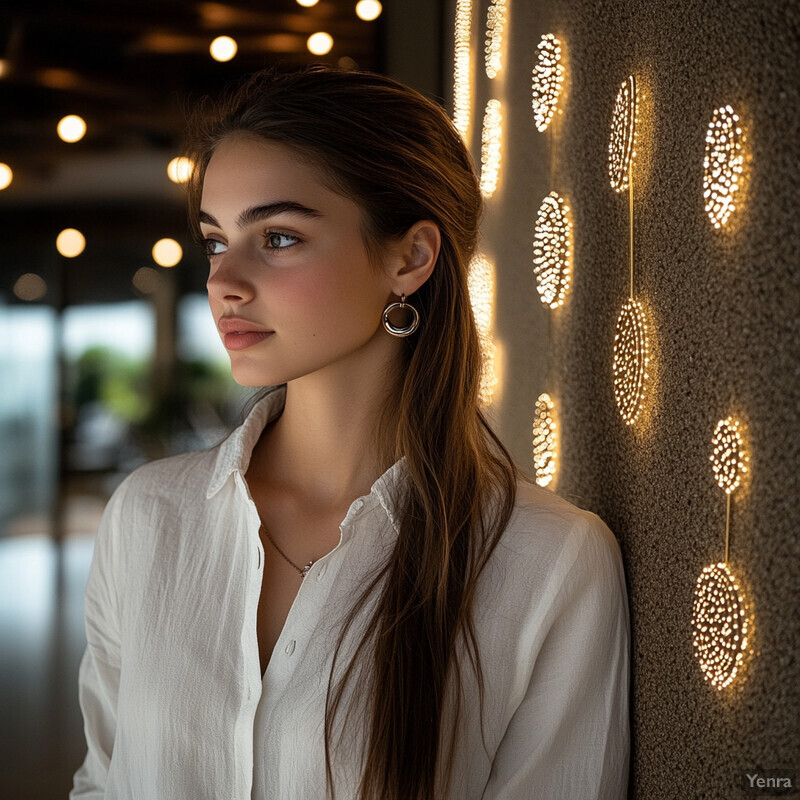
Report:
0,0,384,305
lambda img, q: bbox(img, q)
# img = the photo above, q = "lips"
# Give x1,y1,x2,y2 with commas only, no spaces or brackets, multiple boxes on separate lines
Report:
217,317,274,351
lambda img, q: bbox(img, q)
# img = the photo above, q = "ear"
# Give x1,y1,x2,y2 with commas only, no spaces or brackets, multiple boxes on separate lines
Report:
389,220,441,296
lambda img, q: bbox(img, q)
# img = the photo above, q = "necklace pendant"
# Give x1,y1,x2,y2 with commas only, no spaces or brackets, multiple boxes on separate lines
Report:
300,562,314,579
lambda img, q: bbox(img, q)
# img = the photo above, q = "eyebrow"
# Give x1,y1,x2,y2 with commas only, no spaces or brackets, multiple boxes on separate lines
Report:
198,201,323,230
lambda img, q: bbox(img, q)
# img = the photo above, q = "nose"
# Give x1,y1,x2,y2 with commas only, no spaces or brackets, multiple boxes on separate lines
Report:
206,253,255,304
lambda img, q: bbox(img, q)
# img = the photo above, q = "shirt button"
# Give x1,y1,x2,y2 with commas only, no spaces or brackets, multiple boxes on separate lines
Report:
285,640,296,657
354,499,364,512
316,562,328,581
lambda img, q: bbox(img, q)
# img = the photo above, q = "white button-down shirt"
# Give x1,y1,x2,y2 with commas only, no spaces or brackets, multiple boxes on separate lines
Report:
71,384,630,799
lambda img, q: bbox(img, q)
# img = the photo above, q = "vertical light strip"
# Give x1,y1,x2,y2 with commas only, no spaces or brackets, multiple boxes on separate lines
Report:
532,393,557,486
468,254,497,405
484,0,507,79
531,34,564,132
453,0,472,139
703,105,743,228
533,192,572,308
608,75,637,193
480,99,503,198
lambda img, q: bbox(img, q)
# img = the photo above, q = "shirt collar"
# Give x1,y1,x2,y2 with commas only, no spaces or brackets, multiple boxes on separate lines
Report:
206,384,407,533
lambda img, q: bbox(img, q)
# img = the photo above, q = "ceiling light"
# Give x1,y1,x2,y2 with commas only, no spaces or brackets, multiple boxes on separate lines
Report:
56,228,86,258
296,0,319,6
210,36,238,62
356,0,382,21
307,32,333,55
152,238,183,268
57,115,86,143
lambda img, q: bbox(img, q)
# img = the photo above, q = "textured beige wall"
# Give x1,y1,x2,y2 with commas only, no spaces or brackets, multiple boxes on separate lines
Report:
447,0,800,796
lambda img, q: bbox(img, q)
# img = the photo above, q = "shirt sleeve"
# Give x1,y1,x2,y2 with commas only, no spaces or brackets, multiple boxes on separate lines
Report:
70,481,127,799
481,514,631,800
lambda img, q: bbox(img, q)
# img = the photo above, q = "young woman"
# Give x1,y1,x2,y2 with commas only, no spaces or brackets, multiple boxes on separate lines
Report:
72,67,630,800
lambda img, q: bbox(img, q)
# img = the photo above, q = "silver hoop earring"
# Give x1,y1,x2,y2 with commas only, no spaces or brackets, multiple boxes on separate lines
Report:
382,293,420,337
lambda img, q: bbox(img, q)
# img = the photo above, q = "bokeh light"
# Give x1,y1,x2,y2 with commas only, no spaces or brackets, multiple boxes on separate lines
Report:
533,192,572,308
453,0,472,139
480,99,503,198
57,114,87,143
56,228,86,258
692,562,749,690
531,34,564,132
484,0,506,79
296,0,319,6
532,393,557,487
210,36,237,62
152,238,183,268
167,156,195,184
307,32,334,55
132,267,162,295
0,162,12,190
703,105,743,228
355,0,382,21
468,254,498,405
710,417,748,494
13,273,48,302
608,76,637,192
612,298,650,424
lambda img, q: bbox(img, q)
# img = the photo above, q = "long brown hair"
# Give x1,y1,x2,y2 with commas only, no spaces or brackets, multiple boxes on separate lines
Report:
187,66,524,799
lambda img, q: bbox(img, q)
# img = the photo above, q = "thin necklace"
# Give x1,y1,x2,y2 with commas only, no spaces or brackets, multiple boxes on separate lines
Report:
260,524,314,579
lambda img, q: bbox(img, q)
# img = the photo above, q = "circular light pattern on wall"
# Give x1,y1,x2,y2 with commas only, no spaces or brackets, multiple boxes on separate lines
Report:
612,298,650,424
57,114,87,143
468,254,497,405
691,562,749,690
480,99,502,198
710,416,748,494
703,105,743,228
533,192,572,308
531,34,564,132
484,0,506,79
452,0,472,138
152,238,182,267
608,75,637,192
56,228,86,258
532,393,557,487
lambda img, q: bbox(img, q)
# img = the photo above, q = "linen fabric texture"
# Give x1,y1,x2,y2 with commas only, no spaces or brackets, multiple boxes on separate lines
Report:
71,384,631,799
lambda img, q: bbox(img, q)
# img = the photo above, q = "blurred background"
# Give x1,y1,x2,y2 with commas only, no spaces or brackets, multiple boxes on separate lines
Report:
0,1,443,795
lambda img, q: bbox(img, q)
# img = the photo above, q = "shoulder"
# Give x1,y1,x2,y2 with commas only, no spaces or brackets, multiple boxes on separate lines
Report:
486,478,625,609
105,445,220,520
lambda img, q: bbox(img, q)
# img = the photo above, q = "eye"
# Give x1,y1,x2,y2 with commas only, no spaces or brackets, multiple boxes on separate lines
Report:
265,231,301,250
202,238,227,257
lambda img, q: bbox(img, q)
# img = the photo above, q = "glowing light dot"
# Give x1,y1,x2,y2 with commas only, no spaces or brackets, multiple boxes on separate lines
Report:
56,228,86,258
608,76,637,192
307,32,334,55
480,99,503,199
356,0,382,21
57,114,87,143
296,0,318,6
710,417,748,494
0,162,12,190
13,273,47,302
452,0,472,138
152,238,183,268
612,298,650,424
692,562,749,689
484,0,506,79
532,393,557,487
531,34,564,132
167,156,195,184
210,36,237,62
703,105,743,228
132,267,161,295
533,192,572,308
468,254,497,405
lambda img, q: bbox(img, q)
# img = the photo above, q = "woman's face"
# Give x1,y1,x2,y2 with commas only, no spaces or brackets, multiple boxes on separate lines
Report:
200,136,396,387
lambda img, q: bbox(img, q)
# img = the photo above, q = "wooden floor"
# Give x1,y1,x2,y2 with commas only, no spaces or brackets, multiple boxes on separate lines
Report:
1,499,104,799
